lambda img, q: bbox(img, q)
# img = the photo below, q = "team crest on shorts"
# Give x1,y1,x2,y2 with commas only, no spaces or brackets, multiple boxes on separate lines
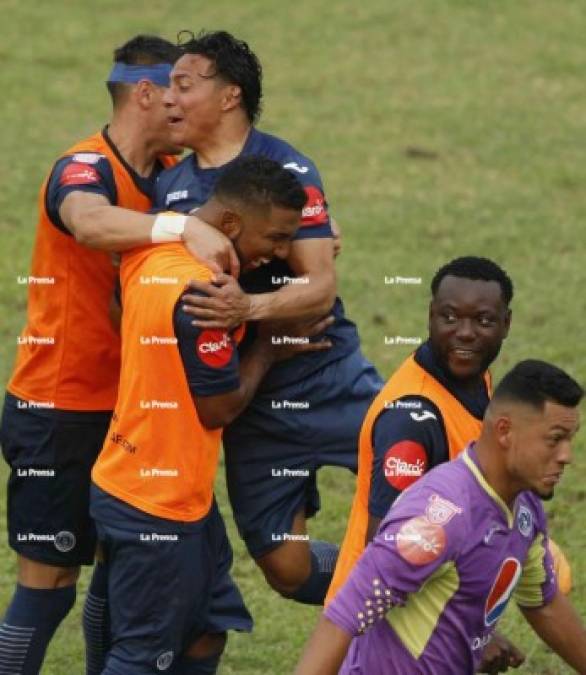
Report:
516,505,533,537
54,531,76,553
156,650,174,671
425,494,463,525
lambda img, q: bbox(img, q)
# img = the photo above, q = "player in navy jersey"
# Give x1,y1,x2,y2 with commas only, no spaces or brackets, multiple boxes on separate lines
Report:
156,30,383,606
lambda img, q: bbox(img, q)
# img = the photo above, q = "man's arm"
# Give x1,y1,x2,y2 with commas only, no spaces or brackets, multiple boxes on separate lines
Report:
247,237,336,321
181,236,336,329
59,192,238,274
294,616,351,675
366,397,447,544
521,590,586,672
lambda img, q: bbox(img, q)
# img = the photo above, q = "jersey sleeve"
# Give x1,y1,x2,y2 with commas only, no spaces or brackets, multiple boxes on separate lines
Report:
45,154,117,234
282,157,333,241
325,484,466,637
514,502,558,608
173,298,241,396
368,396,448,519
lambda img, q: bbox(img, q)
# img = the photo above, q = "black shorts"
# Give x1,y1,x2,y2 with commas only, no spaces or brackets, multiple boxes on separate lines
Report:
0,392,111,566
91,485,252,674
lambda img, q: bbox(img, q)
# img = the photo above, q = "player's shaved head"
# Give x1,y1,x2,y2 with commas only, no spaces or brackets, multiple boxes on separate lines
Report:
196,156,306,271
107,35,181,107
479,360,582,504
431,256,513,306
489,359,583,413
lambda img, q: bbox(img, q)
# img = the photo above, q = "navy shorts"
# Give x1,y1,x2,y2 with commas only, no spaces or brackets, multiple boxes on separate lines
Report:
91,485,252,675
223,348,383,558
0,392,111,566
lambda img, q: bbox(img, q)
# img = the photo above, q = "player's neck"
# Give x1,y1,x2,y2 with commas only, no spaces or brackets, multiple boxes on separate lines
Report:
193,118,251,169
106,117,157,177
474,442,519,510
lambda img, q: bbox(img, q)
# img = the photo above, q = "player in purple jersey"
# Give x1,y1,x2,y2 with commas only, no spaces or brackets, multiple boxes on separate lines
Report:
156,30,383,610
296,360,586,674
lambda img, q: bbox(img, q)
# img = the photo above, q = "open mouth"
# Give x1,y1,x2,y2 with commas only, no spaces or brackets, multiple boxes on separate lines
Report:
167,116,183,126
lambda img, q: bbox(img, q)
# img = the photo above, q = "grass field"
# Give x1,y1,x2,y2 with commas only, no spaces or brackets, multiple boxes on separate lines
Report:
1,1,585,672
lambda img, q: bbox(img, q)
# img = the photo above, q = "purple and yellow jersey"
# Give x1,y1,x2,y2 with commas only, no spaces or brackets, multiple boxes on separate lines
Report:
325,445,557,674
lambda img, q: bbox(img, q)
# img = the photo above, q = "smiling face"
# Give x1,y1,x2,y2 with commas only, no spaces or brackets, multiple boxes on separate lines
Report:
499,401,580,500
163,54,242,149
232,204,300,271
429,276,511,383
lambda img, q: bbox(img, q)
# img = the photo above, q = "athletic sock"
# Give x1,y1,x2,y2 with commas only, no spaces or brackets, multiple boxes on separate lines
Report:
174,652,222,674
289,540,339,605
0,583,76,675
83,562,109,675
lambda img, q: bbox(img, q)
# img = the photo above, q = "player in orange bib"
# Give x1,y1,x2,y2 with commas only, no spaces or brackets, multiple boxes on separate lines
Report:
90,156,329,674
326,257,530,670
0,35,237,675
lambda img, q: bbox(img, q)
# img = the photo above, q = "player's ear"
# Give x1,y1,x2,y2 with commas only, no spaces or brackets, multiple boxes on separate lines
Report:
492,413,513,450
221,84,242,113
219,209,243,240
134,80,154,109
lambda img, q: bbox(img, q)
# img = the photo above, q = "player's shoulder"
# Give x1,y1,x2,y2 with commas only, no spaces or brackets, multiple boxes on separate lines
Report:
392,456,472,516
377,395,443,425
250,129,321,179
381,466,471,553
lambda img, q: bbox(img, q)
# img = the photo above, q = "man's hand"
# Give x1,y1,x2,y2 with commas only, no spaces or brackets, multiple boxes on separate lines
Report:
259,315,334,362
181,273,250,330
183,217,239,277
477,633,525,673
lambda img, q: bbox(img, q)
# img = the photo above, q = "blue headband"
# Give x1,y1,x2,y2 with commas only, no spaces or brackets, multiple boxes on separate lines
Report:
107,62,172,87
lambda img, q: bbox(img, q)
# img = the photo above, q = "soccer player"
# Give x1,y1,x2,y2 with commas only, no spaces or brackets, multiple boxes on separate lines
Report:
0,35,234,675
90,156,324,674
327,257,513,601
326,256,529,670
156,29,383,607
295,360,586,674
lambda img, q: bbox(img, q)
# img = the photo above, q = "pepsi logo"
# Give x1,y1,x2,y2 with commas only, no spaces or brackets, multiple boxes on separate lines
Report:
196,330,233,368
383,441,428,490
484,558,522,626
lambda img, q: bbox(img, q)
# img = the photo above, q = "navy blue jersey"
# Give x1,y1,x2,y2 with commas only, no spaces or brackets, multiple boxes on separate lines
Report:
369,341,489,518
154,128,360,390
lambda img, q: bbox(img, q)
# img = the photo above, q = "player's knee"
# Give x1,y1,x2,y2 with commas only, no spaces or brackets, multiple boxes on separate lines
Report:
17,556,80,589
257,551,311,597
184,632,227,660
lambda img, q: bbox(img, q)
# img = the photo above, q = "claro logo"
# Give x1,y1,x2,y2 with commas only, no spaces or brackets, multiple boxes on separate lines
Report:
196,330,233,368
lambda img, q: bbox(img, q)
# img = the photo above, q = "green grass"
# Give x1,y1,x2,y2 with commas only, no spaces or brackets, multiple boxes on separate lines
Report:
1,1,585,672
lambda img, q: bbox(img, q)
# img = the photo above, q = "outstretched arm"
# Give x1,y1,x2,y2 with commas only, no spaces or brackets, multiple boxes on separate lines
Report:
521,590,586,672
60,192,238,274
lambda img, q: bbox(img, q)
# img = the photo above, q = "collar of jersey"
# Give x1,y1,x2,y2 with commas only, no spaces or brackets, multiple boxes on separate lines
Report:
462,445,515,528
